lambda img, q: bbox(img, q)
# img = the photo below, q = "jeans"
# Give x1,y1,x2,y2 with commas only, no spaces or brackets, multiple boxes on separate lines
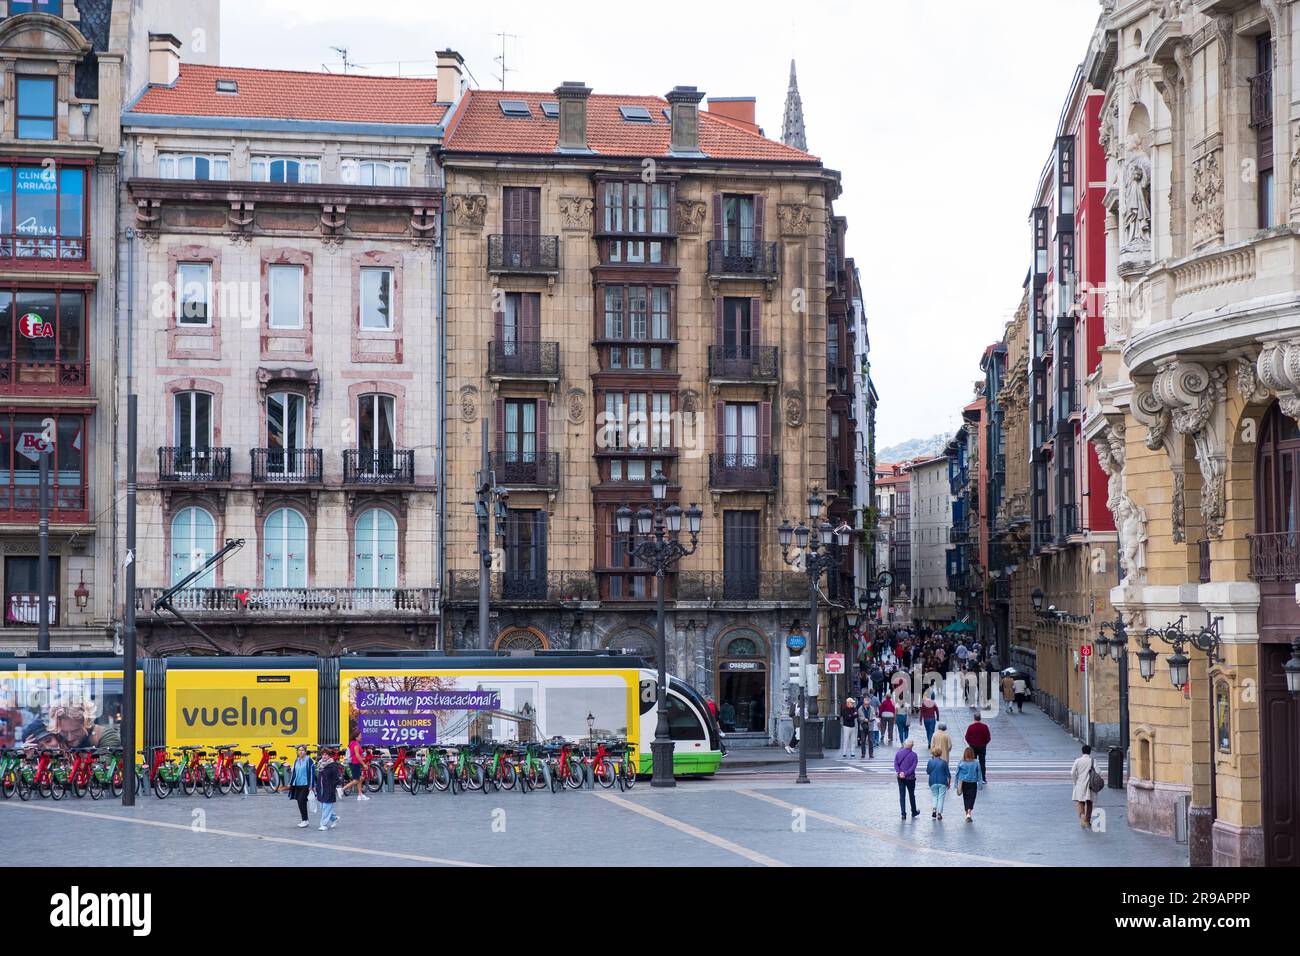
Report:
882,717,895,746
318,802,338,827
924,719,936,747
930,783,947,815
895,714,909,743
897,777,918,816
872,729,881,746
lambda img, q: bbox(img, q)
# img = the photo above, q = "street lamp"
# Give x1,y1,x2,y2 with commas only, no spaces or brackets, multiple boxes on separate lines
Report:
1096,611,1134,776
1137,614,1224,688
1030,588,1045,614
779,489,851,785
619,470,701,788
1284,638,1300,696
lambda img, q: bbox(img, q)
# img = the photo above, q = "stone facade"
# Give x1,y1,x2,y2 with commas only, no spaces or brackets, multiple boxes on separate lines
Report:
909,455,953,628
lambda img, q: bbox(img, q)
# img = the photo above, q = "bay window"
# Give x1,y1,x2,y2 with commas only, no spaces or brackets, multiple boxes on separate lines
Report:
601,285,672,370
0,288,87,393
0,411,87,519
0,164,86,263
598,179,674,264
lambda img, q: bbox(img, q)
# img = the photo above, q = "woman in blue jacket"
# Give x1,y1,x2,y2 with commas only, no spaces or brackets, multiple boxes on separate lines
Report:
926,747,951,819
288,744,316,828
954,747,982,822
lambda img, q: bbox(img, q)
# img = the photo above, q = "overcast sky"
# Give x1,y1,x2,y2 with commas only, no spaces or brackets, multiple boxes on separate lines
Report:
221,0,1104,448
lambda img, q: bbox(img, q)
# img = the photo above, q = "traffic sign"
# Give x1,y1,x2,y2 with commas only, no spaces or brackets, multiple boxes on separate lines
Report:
825,653,845,675
786,633,807,653
1081,644,1092,657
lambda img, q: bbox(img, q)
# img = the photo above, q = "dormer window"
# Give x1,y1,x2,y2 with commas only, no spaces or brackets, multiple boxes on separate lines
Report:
15,76,56,141
252,157,321,185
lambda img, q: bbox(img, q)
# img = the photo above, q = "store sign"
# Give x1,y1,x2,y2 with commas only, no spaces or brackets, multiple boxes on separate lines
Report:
14,432,51,463
17,313,53,339
722,661,761,671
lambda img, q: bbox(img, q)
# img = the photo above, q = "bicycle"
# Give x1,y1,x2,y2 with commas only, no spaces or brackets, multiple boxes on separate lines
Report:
516,743,551,793
87,749,125,800
448,744,484,792
480,741,518,793
615,742,638,792
545,740,585,792
68,747,100,798
17,749,66,800
587,740,618,789
350,745,384,794
252,744,290,792
0,748,23,799
202,745,246,797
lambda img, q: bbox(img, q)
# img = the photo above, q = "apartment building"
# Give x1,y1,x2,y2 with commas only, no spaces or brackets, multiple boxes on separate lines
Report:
909,454,953,629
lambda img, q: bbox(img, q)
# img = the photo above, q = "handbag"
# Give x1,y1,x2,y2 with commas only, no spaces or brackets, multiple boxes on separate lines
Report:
1087,760,1105,794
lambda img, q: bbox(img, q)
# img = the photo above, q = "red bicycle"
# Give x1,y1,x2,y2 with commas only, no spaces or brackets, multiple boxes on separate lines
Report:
587,740,618,789
252,744,290,791
546,741,585,792
202,744,247,797
390,745,416,791
67,747,100,798
348,745,384,793
17,749,66,800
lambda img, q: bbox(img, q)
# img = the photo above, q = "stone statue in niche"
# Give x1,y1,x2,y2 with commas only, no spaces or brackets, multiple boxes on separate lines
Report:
1122,154,1152,250
1116,493,1148,583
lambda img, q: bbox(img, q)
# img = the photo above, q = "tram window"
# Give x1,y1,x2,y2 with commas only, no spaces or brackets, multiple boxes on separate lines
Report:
666,693,705,740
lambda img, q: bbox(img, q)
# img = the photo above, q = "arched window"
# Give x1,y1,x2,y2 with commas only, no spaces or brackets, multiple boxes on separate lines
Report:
608,630,656,664
724,635,761,658
495,626,549,651
263,508,307,588
355,508,397,588
170,507,215,587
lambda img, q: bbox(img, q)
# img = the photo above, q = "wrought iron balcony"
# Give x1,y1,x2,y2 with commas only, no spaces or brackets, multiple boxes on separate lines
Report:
136,587,437,616
706,239,779,278
250,447,323,484
675,571,810,604
343,449,415,485
5,593,57,627
1248,532,1300,582
490,452,559,489
487,234,560,275
0,357,89,395
488,340,561,379
708,345,778,381
158,446,231,483
708,453,778,490
1249,68,1273,129
446,570,598,604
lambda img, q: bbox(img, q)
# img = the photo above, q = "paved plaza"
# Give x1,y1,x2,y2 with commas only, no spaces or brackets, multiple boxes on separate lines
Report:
0,706,1187,867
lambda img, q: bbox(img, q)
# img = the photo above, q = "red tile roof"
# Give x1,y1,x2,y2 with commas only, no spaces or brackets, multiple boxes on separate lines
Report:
443,90,819,163
130,64,446,125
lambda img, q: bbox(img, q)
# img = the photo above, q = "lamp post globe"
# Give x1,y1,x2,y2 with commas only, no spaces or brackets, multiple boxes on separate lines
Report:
794,523,810,550
778,519,793,548
650,469,668,501
807,493,823,520
685,503,702,537
1167,650,1190,689
1137,645,1158,682
615,505,633,536
1030,588,1044,614
664,504,682,533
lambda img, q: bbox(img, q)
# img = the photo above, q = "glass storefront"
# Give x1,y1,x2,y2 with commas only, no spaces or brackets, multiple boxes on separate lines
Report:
0,165,86,263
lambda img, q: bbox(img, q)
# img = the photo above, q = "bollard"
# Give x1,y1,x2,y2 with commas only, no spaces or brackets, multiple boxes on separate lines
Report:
243,763,256,796
583,762,594,790
385,764,395,793
1107,746,1124,789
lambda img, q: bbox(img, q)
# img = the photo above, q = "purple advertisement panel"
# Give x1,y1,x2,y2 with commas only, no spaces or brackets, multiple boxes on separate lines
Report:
353,688,501,745
357,712,436,747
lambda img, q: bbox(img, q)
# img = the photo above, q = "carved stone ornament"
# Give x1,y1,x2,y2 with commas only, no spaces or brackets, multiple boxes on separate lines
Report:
566,387,586,424
459,385,479,424
449,194,487,229
558,196,594,231
784,389,805,428
1291,126,1300,209
680,388,699,416
1236,353,1271,405
1132,381,1186,544
776,203,814,236
676,199,706,235
1152,360,1229,539
1257,336,1300,423
1121,154,1152,253
1093,420,1145,582
1191,149,1225,248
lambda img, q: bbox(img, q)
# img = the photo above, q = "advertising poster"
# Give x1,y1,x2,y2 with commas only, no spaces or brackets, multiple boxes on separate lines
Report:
166,668,315,751
0,670,123,754
342,671,635,748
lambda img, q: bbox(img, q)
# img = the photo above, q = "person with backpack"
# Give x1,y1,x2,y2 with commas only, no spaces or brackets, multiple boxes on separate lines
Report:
1071,744,1103,829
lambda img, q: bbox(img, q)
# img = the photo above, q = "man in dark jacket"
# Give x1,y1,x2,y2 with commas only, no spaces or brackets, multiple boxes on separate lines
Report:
964,714,992,783
315,754,346,831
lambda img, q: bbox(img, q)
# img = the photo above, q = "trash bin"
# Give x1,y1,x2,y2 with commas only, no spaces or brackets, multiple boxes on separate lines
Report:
824,719,841,750
804,718,825,759
1107,746,1124,789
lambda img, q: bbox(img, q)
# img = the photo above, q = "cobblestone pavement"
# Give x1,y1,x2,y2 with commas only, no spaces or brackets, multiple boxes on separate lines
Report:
0,707,1187,867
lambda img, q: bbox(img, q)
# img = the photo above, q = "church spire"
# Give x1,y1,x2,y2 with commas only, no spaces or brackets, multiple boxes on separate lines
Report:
781,59,807,151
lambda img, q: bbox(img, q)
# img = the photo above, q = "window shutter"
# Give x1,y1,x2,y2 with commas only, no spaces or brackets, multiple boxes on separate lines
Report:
712,194,723,242
715,400,726,456
537,399,549,462
759,401,772,459
522,293,540,342
751,296,762,347
754,194,766,241
714,295,724,351
494,398,505,459
493,307,504,349
535,511,548,577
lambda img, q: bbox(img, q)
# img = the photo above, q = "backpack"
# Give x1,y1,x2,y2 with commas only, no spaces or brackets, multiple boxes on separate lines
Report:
1087,760,1105,794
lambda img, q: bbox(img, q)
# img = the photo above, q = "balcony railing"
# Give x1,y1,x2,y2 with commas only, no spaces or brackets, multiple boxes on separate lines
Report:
250,448,323,484
0,357,89,395
1248,532,1300,582
487,234,560,275
5,593,57,627
1198,539,1211,584
158,446,231,483
490,452,559,489
137,587,436,615
706,240,779,278
0,482,87,521
708,453,778,490
488,340,561,378
1249,69,1273,129
0,235,87,267
708,345,778,381
676,571,809,604
343,449,415,485
446,570,598,603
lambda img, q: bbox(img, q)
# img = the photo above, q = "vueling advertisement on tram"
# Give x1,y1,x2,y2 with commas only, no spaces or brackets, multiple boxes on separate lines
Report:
166,664,315,752
337,666,641,750
0,666,142,754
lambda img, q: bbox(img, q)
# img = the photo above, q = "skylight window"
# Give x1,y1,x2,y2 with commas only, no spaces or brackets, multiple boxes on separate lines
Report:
215,79,238,94
619,105,652,123
499,99,532,118
541,101,559,118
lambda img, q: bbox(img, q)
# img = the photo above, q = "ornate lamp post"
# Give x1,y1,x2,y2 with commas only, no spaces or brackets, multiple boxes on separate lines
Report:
1095,611,1134,784
616,470,702,788
1136,614,1224,687
778,490,852,783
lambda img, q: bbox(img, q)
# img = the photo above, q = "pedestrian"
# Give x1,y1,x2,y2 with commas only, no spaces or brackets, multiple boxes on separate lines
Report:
879,693,897,746
894,694,910,745
893,739,920,820
315,750,345,831
1013,675,1029,713
342,733,370,801
954,747,981,821
1071,744,1100,829
964,713,991,784
785,698,799,754
919,693,939,748
287,744,315,829
857,696,875,759
1001,672,1016,715
931,721,953,764
926,746,951,820
839,697,857,758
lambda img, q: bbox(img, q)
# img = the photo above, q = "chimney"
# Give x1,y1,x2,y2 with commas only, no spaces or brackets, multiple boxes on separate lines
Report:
554,81,592,152
148,33,181,87
436,50,465,107
707,97,758,133
666,86,706,155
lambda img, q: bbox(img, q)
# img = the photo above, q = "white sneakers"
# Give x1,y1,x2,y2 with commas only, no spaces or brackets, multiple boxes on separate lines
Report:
318,824,328,831
357,793,370,802
296,821,310,828
329,819,338,829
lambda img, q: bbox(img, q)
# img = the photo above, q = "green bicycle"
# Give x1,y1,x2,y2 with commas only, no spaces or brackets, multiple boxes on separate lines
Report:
448,744,484,793
480,742,518,794
516,743,552,793
87,749,126,800
0,749,24,798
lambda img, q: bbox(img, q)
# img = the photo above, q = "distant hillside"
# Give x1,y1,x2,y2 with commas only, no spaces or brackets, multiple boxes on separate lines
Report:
879,434,948,463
